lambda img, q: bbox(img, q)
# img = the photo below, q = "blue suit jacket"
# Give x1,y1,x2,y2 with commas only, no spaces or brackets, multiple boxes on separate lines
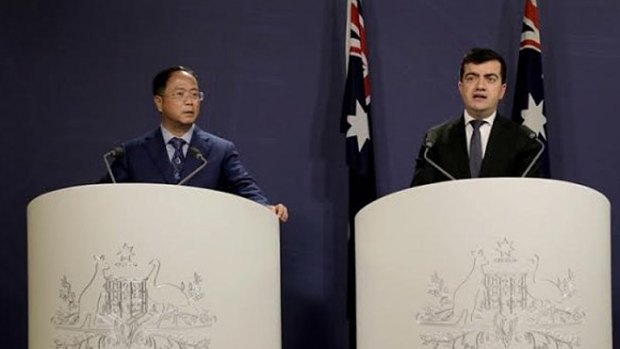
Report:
105,127,269,204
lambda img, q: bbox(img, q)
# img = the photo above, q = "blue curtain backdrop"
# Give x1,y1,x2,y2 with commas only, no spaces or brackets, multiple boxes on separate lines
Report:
1,1,619,348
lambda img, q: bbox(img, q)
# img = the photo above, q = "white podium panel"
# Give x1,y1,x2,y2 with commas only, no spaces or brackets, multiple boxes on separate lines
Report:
28,184,281,349
356,179,611,349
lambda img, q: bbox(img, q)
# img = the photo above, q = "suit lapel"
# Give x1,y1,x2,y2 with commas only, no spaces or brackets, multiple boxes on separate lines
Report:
447,117,471,179
143,129,177,184
180,127,212,182
480,115,507,176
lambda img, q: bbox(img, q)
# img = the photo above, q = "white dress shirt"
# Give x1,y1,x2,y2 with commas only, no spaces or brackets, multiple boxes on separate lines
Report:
464,111,496,158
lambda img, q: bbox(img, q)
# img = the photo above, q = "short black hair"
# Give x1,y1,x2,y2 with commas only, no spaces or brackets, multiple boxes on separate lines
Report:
459,48,507,83
152,66,198,95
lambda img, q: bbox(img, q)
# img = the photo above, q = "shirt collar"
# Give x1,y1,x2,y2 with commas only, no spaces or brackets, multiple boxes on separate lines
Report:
160,124,195,145
463,110,497,126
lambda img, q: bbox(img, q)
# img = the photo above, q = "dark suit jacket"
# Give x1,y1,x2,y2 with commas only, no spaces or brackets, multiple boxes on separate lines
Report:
411,115,542,186
104,127,269,204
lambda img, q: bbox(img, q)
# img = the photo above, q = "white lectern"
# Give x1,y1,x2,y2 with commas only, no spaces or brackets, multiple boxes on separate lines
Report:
28,184,281,349
356,179,611,349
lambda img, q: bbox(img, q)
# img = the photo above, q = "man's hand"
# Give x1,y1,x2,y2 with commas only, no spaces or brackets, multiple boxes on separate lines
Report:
268,203,289,222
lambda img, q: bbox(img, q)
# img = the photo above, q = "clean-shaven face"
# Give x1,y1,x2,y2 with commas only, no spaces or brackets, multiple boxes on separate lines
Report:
154,71,201,134
458,60,506,119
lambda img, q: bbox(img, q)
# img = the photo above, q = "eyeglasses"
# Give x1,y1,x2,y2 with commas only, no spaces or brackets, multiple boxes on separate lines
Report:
162,90,205,102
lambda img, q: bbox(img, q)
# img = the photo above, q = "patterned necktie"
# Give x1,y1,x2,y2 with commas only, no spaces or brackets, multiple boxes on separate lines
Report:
469,120,484,178
169,137,186,182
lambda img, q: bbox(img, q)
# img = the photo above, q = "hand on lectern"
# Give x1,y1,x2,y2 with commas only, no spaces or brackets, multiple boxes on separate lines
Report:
268,203,288,223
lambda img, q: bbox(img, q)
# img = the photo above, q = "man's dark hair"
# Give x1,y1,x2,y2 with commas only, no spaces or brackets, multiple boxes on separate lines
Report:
459,48,507,83
152,66,198,95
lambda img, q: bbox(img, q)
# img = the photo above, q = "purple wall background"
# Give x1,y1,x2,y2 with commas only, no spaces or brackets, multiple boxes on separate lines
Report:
2,0,619,348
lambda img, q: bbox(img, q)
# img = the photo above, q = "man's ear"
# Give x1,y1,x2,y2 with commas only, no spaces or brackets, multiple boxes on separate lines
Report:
499,83,507,100
153,95,163,112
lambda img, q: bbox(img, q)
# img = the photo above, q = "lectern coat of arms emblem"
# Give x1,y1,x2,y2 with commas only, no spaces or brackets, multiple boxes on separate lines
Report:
416,238,585,349
51,243,217,349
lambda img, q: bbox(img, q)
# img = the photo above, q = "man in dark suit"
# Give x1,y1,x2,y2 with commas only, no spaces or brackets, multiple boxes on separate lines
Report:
105,66,288,222
411,48,542,186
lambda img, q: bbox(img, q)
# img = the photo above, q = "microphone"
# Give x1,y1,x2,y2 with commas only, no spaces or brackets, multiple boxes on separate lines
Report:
103,146,125,184
422,130,456,181
424,129,438,148
521,129,545,177
178,146,208,186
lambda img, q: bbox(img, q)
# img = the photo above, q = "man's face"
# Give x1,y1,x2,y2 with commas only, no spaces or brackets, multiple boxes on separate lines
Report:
153,71,201,134
458,60,506,119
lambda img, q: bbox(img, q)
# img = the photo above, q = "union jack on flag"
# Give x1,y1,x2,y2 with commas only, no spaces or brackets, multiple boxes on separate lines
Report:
341,0,377,224
511,0,551,176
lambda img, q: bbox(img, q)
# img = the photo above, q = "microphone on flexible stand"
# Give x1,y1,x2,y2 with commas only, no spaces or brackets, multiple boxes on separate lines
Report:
422,130,456,181
521,129,545,177
103,146,125,183
178,147,208,186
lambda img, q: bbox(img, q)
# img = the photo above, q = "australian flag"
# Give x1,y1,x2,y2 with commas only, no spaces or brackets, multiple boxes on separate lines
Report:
511,0,551,176
340,0,377,345
341,0,377,226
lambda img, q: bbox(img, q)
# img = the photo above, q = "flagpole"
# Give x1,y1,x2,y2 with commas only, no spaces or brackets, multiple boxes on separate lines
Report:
342,0,377,347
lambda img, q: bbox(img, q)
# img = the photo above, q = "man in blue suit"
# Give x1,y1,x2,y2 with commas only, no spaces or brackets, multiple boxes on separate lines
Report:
105,66,288,222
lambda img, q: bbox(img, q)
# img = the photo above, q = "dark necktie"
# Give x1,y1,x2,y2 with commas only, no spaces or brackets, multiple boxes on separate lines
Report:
469,120,484,178
169,137,186,182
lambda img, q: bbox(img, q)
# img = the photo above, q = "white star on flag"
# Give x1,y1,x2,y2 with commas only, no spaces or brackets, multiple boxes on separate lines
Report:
346,100,370,152
521,93,547,140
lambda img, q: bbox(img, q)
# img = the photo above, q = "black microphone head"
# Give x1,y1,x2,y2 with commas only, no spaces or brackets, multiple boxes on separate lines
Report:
105,146,125,158
111,146,125,157
103,146,125,184
177,146,208,185
189,146,204,160
424,130,438,148
519,124,538,140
